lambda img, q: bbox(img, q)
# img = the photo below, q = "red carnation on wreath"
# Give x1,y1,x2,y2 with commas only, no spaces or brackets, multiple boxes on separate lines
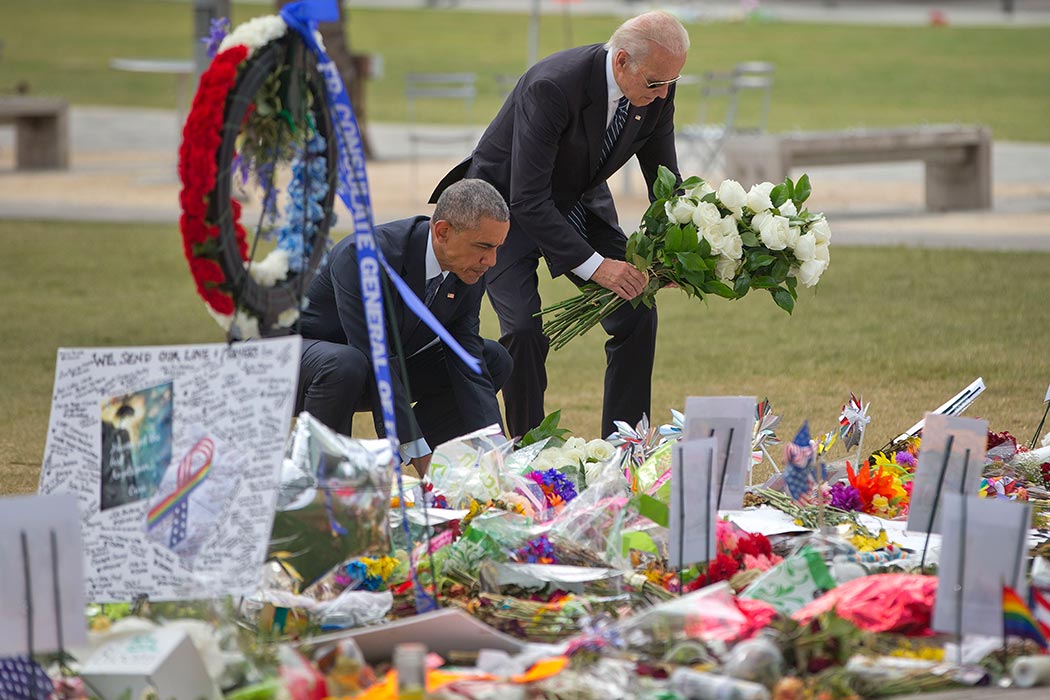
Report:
178,44,249,317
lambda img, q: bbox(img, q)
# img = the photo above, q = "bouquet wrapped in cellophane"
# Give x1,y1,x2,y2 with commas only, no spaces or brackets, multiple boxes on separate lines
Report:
541,166,831,349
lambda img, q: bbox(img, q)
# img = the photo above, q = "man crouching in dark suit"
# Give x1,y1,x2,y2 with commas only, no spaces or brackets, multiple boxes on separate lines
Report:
295,179,511,476
431,11,689,439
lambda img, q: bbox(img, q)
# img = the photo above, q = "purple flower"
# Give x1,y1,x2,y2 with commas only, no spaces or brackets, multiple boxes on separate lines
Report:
828,482,862,511
202,17,231,59
895,450,917,469
515,535,557,564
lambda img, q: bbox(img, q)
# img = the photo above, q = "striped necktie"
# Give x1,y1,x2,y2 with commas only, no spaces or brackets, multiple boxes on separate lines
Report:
423,274,443,307
566,95,630,238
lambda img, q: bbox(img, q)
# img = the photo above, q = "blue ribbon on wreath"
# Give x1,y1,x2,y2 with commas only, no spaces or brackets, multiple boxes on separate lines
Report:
280,0,458,614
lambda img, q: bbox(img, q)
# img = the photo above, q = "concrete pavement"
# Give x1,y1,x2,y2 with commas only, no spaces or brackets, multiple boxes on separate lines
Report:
1,105,1048,251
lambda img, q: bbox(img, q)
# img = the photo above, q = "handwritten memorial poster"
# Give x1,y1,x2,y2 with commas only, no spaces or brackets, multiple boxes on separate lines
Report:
38,338,300,601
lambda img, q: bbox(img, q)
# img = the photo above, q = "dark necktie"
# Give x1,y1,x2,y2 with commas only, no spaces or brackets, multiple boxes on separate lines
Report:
423,274,443,307
566,95,630,238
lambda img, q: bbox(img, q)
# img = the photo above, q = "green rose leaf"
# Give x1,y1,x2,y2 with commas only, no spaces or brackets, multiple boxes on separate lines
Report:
733,271,752,296
770,183,789,208
772,287,795,314
771,257,790,282
703,280,738,299
697,235,712,258
681,224,699,252
654,164,676,200
794,173,812,205
676,251,707,272
701,191,719,204
751,275,778,289
740,227,760,247
750,253,775,268
665,224,684,253
680,175,703,192
782,176,795,202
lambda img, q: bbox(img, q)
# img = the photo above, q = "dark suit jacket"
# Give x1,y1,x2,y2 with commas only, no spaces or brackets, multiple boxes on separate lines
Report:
432,43,680,279
298,216,502,444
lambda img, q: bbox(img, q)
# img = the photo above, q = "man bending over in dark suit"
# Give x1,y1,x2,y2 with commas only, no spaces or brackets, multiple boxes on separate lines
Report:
432,11,689,439
296,179,512,476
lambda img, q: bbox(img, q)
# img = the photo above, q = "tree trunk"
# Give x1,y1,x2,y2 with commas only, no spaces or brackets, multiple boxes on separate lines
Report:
276,0,373,158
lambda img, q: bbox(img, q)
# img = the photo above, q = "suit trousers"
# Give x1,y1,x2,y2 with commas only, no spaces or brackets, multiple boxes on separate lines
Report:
486,244,658,439
296,338,512,448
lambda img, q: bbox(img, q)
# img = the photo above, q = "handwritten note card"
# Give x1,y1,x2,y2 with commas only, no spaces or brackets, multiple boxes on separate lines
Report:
37,338,300,601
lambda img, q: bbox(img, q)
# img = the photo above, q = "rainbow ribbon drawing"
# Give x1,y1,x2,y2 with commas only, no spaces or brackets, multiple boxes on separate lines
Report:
147,437,214,548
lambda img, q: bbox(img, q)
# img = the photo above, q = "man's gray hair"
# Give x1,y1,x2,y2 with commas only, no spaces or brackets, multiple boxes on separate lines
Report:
605,11,690,64
433,178,510,230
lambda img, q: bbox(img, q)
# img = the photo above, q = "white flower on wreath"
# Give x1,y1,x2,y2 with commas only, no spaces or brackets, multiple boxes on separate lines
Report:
798,258,828,288
793,232,817,262
563,446,587,466
665,198,697,225
716,179,748,218
691,201,722,230
779,199,798,217
248,248,291,286
810,216,832,245
529,451,556,472
218,15,288,57
753,211,791,251
585,438,616,462
746,181,774,214
207,307,261,340
785,225,801,250
715,255,738,283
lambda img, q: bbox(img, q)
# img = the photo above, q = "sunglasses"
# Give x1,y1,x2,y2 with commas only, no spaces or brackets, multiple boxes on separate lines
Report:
645,75,681,90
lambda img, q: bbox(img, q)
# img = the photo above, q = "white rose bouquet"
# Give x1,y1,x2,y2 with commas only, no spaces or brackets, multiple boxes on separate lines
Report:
540,166,831,349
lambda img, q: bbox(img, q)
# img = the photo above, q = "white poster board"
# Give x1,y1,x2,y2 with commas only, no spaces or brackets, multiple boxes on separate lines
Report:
0,493,87,656
932,494,1030,638
38,338,300,601
669,437,718,570
907,413,987,534
683,396,755,510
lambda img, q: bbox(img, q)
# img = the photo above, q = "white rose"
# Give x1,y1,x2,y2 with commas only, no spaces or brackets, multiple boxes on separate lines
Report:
779,199,798,217
716,179,748,216
562,447,587,466
793,233,817,262
797,259,828,288
687,181,715,199
530,452,555,472
717,217,743,259
585,439,616,462
564,436,586,451
785,225,801,250
1041,432,1050,448
702,221,727,253
746,182,774,213
814,241,830,263
758,213,791,250
751,211,770,232
809,217,832,245
664,198,697,225
691,201,722,229
715,255,738,282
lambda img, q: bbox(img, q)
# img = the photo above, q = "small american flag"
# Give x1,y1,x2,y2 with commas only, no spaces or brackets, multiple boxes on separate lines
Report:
0,656,53,700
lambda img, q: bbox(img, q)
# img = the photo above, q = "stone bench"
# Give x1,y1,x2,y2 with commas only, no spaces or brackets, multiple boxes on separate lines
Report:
723,125,992,212
0,96,70,170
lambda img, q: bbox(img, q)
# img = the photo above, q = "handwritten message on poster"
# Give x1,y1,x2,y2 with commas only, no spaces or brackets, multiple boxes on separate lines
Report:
38,338,300,601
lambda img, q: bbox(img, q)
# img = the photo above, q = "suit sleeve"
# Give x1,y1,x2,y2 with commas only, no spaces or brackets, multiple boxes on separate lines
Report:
328,244,424,445
443,293,505,435
509,79,598,274
636,85,682,201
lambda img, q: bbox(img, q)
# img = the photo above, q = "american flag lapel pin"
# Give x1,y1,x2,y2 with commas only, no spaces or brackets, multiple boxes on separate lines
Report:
447,292,455,300
634,115,641,121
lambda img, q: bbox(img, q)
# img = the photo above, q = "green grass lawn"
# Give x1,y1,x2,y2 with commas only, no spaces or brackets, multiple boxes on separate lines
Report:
3,219,1048,495
0,1,1048,139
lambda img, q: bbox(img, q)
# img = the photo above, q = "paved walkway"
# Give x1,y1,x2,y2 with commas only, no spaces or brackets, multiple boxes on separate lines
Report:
1,106,1049,251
